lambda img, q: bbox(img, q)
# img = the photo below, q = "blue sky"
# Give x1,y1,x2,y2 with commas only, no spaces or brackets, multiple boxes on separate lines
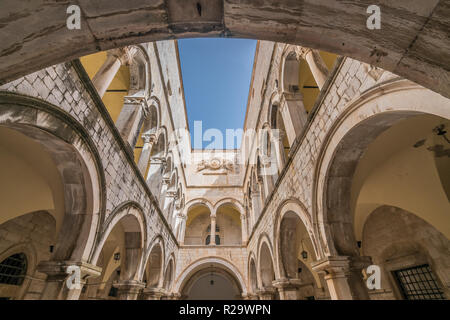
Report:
178,38,257,149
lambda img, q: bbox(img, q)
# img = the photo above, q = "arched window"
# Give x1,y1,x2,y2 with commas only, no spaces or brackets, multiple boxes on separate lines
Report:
206,224,220,233
205,235,221,245
0,253,27,286
205,225,221,245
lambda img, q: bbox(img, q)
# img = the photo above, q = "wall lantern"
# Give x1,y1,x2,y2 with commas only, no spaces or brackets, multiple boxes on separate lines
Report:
300,239,308,260
114,252,120,261
301,250,308,260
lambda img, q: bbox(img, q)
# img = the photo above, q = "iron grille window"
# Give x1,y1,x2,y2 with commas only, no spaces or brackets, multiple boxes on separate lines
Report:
393,264,445,300
0,253,27,286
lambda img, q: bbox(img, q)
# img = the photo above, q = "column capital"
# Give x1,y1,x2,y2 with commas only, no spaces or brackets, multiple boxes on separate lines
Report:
107,46,138,66
176,213,187,220
142,287,166,300
296,46,312,59
166,293,181,300
123,95,146,106
114,280,146,294
165,189,177,198
311,256,351,276
37,260,102,281
242,293,259,300
311,255,372,276
257,287,276,300
142,133,157,144
272,278,303,290
281,90,303,102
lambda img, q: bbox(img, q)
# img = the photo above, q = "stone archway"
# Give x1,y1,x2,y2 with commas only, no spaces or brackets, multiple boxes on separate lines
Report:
362,205,450,300
89,202,147,300
257,236,277,300
0,92,105,299
163,255,176,295
175,257,247,300
248,254,258,297
273,199,324,300
312,79,450,300
1,1,449,99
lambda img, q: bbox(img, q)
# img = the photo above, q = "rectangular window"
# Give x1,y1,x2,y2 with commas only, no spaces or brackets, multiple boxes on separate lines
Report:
393,264,445,300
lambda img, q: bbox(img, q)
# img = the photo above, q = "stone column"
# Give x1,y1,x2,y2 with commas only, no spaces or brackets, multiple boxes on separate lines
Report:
250,190,262,224
311,256,371,300
92,47,137,98
280,94,308,145
257,287,276,300
169,293,182,300
141,287,166,300
273,278,302,300
176,214,187,244
147,158,165,195
114,280,145,300
298,47,329,90
210,215,217,245
122,232,142,282
159,175,171,208
115,96,148,153
243,293,259,300
37,260,102,300
137,133,156,175
261,156,275,197
273,130,286,171
163,190,176,221
240,213,248,245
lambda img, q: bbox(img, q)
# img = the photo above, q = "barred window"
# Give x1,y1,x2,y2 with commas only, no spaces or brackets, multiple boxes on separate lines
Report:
0,253,27,286
393,264,445,300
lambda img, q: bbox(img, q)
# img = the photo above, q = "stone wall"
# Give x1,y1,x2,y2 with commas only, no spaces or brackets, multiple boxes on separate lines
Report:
0,211,55,300
0,59,178,277
245,42,398,276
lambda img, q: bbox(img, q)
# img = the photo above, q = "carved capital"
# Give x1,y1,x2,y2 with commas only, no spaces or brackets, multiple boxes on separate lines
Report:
142,133,156,144
176,213,187,220
37,260,102,282
297,46,312,59
107,46,137,66
196,157,235,173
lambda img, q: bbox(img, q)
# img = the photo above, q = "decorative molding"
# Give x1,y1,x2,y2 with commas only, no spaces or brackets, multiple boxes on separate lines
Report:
196,157,235,173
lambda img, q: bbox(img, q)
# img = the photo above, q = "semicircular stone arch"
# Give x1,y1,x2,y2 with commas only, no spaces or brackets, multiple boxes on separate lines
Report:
173,256,248,297
1,2,449,99
313,80,450,259
0,92,105,263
